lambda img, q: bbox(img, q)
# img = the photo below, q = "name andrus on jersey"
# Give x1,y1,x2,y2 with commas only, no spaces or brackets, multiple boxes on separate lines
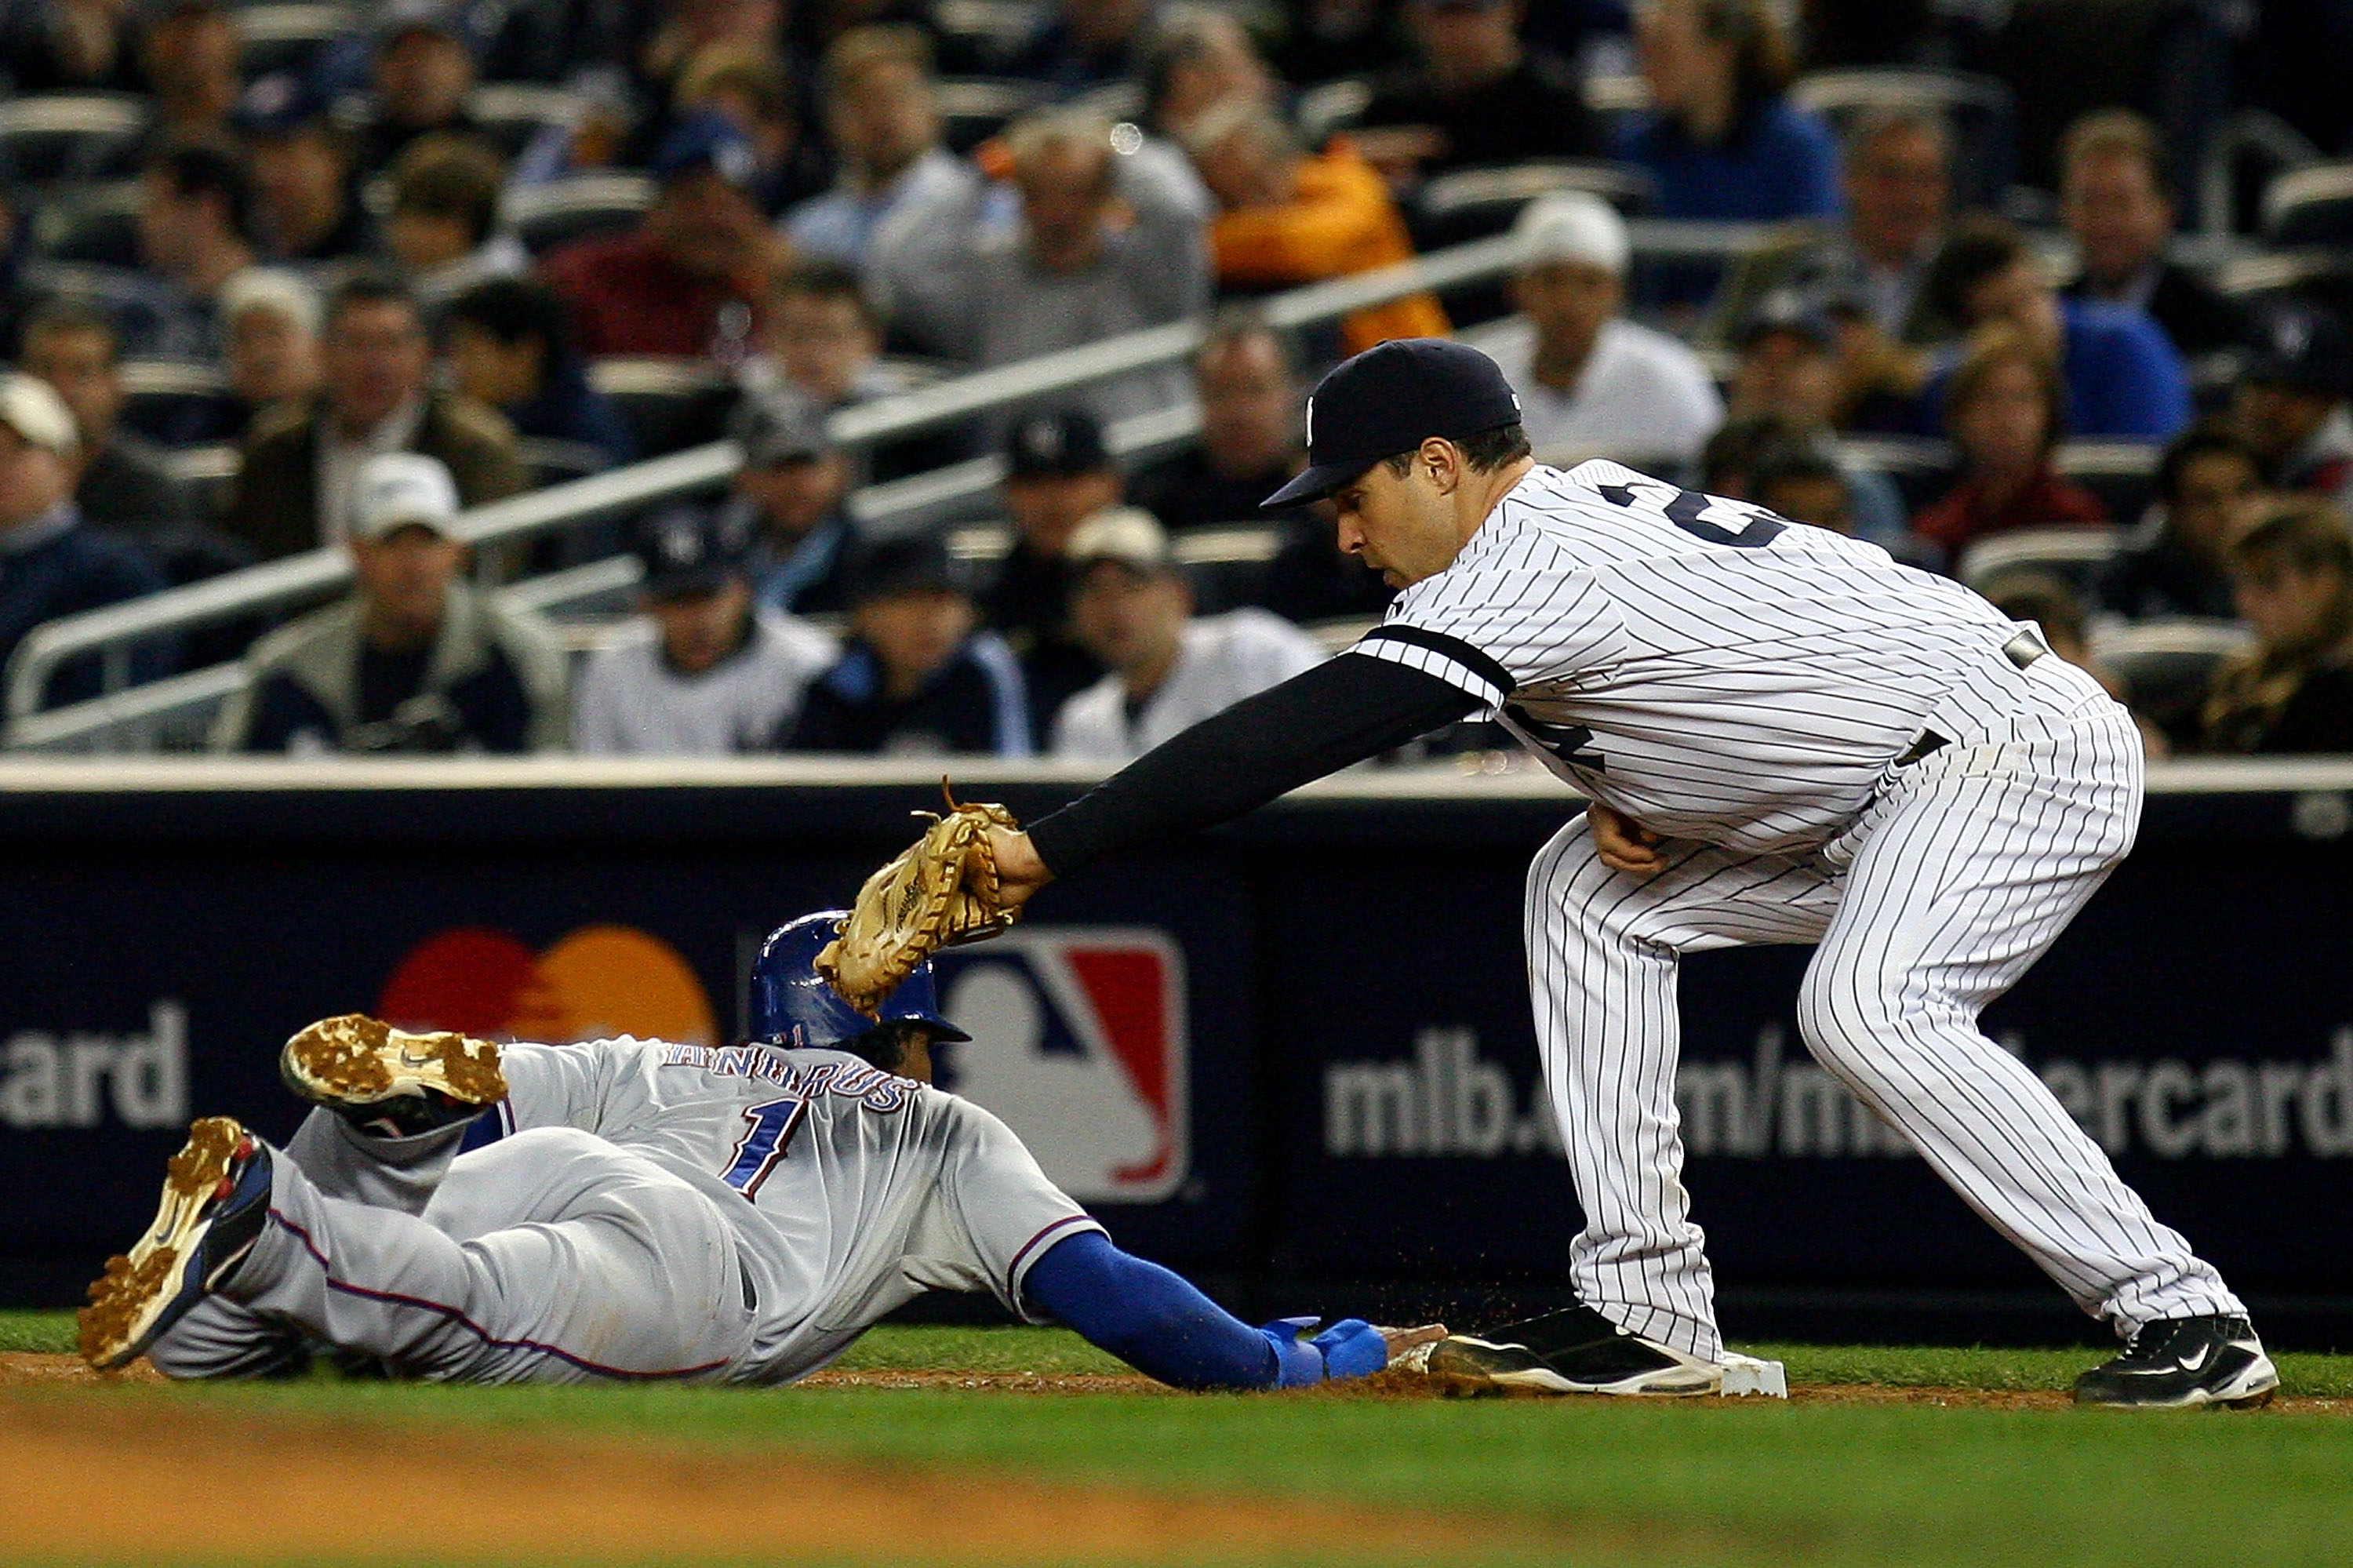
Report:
660,1042,918,1111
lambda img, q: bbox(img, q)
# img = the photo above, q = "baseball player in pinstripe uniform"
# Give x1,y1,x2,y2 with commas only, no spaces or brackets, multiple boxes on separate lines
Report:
977,338,2275,1408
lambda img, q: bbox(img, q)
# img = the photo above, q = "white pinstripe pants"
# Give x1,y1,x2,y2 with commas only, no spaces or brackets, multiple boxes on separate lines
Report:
1526,678,2242,1359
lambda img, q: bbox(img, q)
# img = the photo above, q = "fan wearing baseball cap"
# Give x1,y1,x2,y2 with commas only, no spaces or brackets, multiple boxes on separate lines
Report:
1051,507,1326,759
782,532,1033,757
0,373,172,711
1476,191,1723,466
573,501,838,755
540,111,784,359
210,453,569,754
2232,302,2353,511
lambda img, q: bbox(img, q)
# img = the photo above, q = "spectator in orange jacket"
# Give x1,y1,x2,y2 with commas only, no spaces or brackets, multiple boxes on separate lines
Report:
1185,102,1447,356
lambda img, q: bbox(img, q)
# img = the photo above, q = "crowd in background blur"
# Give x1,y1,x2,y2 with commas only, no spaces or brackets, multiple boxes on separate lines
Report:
1,0,2351,762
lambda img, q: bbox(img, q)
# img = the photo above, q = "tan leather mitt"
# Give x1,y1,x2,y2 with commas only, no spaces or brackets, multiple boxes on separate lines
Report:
816,784,1022,1017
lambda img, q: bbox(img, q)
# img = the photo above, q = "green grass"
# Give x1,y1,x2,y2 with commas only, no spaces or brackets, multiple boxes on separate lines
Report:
0,1309,73,1352
9,1316,2353,1566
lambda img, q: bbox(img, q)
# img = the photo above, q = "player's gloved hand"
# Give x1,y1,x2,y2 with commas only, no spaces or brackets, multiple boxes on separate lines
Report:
1258,1316,1387,1387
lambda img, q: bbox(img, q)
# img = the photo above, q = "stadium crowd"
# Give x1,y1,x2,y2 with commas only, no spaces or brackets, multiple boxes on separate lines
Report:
2,0,2351,759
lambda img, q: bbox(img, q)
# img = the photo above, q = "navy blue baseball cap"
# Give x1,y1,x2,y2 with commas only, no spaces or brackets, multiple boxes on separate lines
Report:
1262,338,1523,508
653,109,762,189
2244,302,2353,398
232,71,333,136
633,500,755,598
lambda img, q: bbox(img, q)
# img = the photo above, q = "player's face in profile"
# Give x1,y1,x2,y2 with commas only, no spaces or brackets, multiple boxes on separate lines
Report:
1330,453,1459,588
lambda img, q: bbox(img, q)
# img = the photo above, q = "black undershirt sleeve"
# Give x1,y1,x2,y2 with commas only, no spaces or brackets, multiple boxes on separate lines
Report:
1026,651,1483,878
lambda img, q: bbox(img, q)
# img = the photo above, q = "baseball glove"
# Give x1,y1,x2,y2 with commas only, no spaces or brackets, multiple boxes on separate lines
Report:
816,782,1022,1017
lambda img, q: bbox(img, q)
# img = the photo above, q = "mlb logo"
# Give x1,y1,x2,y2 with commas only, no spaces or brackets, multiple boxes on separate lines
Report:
931,927,1188,1202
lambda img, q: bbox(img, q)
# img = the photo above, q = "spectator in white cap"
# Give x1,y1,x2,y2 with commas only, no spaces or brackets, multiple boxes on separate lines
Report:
0,373,172,711
1478,191,1724,465
1051,506,1326,759
211,452,567,754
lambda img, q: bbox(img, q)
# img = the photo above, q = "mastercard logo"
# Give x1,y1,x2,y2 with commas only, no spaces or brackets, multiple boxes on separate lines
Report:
377,925,718,1046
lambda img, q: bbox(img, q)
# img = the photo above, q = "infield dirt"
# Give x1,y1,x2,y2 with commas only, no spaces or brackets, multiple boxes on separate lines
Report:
0,1374,1549,1565
6,1352,2346,1565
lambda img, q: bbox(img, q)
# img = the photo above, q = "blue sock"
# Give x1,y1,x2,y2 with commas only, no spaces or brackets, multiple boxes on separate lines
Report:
1021,1231,1280,1391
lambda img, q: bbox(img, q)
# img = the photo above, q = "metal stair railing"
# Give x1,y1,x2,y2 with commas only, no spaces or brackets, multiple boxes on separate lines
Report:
5,219,1772,748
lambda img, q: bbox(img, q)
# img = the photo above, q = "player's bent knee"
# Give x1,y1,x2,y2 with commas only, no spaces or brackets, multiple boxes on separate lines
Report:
1794,966,1907,1079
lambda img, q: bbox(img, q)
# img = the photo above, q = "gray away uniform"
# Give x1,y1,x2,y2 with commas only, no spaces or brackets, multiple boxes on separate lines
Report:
151,1039,1101,1383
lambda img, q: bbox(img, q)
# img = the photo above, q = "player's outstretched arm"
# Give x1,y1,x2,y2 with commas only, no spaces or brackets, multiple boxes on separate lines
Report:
1023,1229,1442,1391
1019,653,1481,884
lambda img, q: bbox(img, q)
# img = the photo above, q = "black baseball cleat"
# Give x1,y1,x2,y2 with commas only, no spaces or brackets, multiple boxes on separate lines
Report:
79,1117,274,1371
1416,1304,1722,1396
2073,1315,2279,1409
281,1013,507,1137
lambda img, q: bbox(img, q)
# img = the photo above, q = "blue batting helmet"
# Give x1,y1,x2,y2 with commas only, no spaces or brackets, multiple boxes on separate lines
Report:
748,910,970,1049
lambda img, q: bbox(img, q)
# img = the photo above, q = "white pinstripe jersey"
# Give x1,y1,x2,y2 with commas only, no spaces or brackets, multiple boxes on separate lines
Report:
1352,459,2049,855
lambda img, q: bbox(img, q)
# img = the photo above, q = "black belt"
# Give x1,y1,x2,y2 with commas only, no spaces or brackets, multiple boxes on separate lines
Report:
1896,632,2049,769
1894,729,1949,767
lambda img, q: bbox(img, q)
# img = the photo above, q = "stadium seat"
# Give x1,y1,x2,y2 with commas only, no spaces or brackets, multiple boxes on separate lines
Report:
164,444,242,519
2262,162,2353,249
587,358,733,458
1295,78,1372,147
1956,527,2124,602
1836,435,1956,515
116,360,239,447
231,3,355,78
1413,160,1651,244
2213,253,2353,340
1790,68,2017,211
1071,79,1144,124
2089,617,2251,724
933,78,1048,155
515,437,611,491
945,520,1013,565
932,0,1046,71
2195,108,2321,237
0,94,149,188
1580,73,1652,144
503,173,656,256
2053,442,2158,527
464,83,577,158
30,180,142,265
1172,523,1282,613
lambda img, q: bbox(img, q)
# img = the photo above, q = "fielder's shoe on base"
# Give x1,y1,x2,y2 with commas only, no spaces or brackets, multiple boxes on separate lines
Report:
2073,1315,2278,1409
282,1013,507,1137
1413,1305,1724,1396
79,1117,272,1371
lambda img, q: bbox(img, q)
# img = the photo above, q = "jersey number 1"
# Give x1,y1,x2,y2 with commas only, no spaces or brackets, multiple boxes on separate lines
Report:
722,1096,807,1199
1598,481,1787,548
